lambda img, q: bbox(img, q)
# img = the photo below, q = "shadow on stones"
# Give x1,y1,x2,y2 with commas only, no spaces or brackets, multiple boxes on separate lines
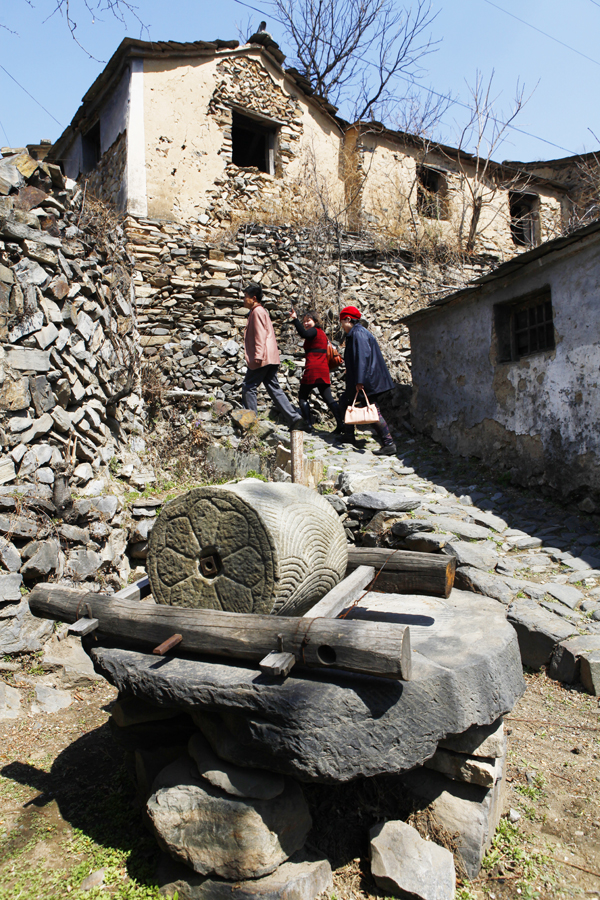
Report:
348,608,435,626
1,724,160,887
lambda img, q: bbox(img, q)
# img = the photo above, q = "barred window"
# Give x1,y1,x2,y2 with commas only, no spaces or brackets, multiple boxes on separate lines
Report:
495,289,554,362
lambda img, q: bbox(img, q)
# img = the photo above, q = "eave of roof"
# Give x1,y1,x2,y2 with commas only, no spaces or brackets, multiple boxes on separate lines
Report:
400,216,600,325
48,37,342,165
348,123,569,193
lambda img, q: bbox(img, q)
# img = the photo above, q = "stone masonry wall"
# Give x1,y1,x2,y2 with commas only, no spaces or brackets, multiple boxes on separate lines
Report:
84,131,127,212
128,217,490,410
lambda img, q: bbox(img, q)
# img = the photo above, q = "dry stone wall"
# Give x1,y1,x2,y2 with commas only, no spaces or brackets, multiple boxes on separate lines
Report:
0,150,152,655
130,218,490,410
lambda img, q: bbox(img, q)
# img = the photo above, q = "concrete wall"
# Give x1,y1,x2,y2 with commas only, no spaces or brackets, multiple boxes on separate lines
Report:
408,234,600,499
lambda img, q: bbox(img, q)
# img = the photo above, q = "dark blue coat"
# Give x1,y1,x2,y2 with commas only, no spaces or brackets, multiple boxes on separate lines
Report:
344,323,393,396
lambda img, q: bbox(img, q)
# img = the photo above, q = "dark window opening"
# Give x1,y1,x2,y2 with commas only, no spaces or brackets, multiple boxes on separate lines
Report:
416,166,449,220
495,288,554,362
509,191,539,246
231,111,276,174
82,121,101,174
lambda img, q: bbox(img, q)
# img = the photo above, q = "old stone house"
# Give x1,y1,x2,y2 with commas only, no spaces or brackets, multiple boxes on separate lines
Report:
402,219,600,503
49,35,571,258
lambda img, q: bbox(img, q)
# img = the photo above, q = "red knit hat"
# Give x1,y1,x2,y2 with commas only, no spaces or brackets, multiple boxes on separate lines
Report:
339,305,361,320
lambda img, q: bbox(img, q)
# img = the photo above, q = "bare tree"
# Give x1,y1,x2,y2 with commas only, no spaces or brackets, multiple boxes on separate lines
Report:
4,0,147,57
269,0,439,122
450,71,531,253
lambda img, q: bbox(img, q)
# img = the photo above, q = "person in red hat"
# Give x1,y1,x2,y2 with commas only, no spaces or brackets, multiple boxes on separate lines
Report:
337,306,397,456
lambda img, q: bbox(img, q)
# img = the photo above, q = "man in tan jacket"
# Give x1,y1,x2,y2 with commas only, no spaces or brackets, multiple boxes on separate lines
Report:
241,283,304,428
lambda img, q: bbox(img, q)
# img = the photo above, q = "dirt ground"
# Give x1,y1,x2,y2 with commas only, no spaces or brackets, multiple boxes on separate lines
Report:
1,667,599,900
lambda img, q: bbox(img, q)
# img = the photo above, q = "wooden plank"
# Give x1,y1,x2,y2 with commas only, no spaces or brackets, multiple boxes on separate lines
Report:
305,566,375,619
259,651,296,677
68,617,98,636
290,429,304,484
346,548,456,598
28,586,411,681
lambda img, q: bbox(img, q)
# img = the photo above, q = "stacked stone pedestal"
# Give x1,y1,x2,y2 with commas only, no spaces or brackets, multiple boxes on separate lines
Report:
108,696,331,900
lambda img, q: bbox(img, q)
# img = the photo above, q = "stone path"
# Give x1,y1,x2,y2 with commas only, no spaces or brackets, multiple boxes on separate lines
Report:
292,424,600,693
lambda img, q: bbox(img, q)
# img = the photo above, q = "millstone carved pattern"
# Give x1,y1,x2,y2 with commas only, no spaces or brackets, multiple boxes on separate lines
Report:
148,480,347,616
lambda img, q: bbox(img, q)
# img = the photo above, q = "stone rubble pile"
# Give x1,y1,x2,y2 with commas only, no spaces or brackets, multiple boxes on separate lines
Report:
0,149,152,655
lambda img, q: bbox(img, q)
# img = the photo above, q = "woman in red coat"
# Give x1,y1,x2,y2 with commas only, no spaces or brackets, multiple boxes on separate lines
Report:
289,309,343,433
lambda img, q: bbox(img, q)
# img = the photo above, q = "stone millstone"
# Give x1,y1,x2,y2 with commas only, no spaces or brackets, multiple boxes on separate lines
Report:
90,589,525,783
147,480,347,616
147,756,312,880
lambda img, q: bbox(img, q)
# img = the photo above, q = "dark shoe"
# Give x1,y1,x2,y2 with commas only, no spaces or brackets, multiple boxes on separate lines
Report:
333,424,346,435
373,443,397,456
290,416,307,431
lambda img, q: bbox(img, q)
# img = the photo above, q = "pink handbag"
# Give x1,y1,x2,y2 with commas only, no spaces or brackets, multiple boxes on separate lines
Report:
344,388,380,425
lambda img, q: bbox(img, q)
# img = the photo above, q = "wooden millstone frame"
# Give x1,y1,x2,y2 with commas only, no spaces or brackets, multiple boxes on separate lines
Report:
147,480,348,616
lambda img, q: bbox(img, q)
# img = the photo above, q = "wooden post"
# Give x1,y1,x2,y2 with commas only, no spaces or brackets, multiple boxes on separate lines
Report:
346,548,456,598
290,429,304,484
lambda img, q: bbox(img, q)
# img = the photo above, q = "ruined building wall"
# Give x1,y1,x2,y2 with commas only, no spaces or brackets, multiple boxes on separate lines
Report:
407,234,600,500
356,132,565,257
142,50,345,226
84,131,127,211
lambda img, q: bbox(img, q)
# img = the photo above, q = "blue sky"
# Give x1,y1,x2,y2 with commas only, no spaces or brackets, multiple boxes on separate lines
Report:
1,0,598,163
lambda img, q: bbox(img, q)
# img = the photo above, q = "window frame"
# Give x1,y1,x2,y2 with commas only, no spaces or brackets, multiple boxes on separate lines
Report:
230,107,280,176
509,190,540,247
416,165,449,220
494,287,555,363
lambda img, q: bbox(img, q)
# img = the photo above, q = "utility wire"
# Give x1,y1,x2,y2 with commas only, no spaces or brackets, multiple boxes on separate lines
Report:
0,116,10,147
230,0,576,154
483,0,600,68
0,63,63,127
590,0,600,8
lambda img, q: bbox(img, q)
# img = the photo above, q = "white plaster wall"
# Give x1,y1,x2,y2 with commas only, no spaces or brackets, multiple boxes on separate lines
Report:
126,58,147,217
63,133,83,181
409,234,600,489
101,65,130,152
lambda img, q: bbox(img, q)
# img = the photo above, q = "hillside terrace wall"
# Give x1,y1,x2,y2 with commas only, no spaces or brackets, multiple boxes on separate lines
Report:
129,217,489,406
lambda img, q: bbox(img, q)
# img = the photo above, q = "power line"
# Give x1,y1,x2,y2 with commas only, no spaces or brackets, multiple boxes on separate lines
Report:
230,0,576,154
0,115,10,147
589,0,600,8
0,63,63,127
483,0,600,68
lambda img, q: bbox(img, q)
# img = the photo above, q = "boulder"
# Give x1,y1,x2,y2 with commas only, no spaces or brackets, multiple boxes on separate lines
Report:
65,549,102,580
391,519,434,538
399,759,506,878
21,539,59,579
424,748,501,788
0,572,23,602
439,719,506,758
0,682,23,720
507,599,578,669
544,583,583,610
90,589,525,783
337,471,379,495
428,517,490,541
0,539,21,572
188,732,285,800
0,598,53,654
147,756,311,879
548,636,600,684
443,541,499,571
404,533,453,553
454,567,513,605
42,634,103,688
31,684,72,714
580,651,600,696
346,492,421,512
156,853,332,900
370,820,455,900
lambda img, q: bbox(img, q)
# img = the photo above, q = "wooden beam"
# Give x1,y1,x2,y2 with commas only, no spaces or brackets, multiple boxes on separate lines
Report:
346,548,455,599
304,565,375,619
29,586,411,681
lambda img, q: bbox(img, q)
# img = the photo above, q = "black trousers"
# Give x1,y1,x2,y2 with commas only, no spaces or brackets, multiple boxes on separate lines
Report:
298,382,342,427
339,387,394,445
